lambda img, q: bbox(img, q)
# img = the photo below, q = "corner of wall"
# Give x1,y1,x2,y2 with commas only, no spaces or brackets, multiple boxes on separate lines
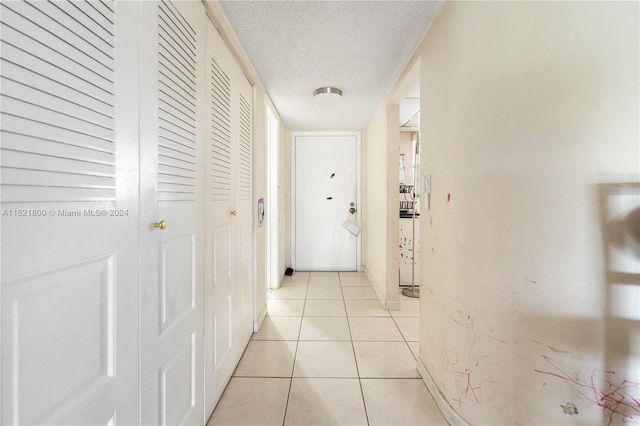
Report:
365,267,401,310
416,357,469,426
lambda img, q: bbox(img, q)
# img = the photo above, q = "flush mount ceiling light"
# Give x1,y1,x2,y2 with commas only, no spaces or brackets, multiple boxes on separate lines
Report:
313,87,342,104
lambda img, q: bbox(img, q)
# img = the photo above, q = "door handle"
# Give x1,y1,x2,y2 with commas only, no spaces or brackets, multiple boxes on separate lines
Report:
230,210,237,216
154,220,166,230
349,207,356,214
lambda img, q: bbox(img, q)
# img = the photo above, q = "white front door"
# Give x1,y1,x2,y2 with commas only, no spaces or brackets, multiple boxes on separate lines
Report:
203,15,254,418
139,1,205,424
1,1,139,423
294,133,360,271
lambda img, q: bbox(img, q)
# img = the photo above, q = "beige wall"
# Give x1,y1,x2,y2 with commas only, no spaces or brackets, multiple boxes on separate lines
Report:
411,1,639,424
253,87,268,324
256,96,287,320
362,104,400,306
277,115,287,281
285,130,293,268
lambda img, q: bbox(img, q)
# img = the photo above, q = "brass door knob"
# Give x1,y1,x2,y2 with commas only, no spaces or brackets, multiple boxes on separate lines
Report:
154,220,166,230
230,210,237,216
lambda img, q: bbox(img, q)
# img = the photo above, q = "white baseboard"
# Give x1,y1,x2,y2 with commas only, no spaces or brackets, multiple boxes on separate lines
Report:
416,357,469,426
364,267,401,310
254,304,268,333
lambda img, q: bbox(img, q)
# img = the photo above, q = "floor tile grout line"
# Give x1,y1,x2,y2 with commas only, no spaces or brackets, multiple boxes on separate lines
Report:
212,276,427,425
339,272,371,426
390,309,420,358
279,272,309,426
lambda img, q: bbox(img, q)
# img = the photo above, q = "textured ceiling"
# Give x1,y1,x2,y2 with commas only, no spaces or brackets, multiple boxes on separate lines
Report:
217,1,441,130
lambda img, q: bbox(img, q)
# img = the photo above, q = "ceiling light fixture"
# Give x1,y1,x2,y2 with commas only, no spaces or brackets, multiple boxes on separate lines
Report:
313,87,342,104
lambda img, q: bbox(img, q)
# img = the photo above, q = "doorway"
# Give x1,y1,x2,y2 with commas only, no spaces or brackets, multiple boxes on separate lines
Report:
292,132,361,271
393,60,421,293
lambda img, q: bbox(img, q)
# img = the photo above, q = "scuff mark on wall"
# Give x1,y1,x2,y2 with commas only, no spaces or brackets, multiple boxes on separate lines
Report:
561,402,579,415
450,311,508,345
534,355,640,425
548,345,572,354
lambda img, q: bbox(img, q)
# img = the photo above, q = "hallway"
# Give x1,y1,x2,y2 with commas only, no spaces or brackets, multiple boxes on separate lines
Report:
207,272,446,425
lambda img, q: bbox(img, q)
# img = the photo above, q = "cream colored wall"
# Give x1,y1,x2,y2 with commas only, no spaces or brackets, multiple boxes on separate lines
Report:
277,119,287,280
412,1,639,424
362,104,400,306
253,87,267,324
285,129,293,268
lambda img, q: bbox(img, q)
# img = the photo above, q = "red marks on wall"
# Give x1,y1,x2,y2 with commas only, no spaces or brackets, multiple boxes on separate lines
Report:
458,363,481,404
534,355,640,425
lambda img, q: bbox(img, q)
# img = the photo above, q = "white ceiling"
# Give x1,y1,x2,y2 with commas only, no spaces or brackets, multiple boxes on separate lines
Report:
217,1,441,130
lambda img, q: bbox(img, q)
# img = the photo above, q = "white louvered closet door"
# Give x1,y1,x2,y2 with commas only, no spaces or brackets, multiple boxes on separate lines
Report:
139,1,205,424
204,16,254,417
0,1,140,424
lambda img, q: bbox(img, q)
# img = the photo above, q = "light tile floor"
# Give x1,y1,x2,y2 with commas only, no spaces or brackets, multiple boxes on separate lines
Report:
208,272,447,426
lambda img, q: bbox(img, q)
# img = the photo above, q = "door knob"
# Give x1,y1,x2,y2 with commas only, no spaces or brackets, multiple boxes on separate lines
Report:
230,210,237,216
349,207,356,214
154,220,166,230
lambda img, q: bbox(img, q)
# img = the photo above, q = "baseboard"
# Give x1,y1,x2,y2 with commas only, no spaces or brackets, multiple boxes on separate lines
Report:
416,357,469,426
364,267,401,310
254,304,268,333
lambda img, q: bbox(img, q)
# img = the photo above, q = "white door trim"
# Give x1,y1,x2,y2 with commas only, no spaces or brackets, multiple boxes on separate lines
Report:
291,131,362,271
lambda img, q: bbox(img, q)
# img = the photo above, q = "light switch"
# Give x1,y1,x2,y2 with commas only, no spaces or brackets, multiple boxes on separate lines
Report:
422,174,431,211
423,174,431,194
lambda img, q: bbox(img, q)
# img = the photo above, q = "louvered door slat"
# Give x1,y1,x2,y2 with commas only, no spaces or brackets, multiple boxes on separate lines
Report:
237,94,252,200
209,58,231,201
158,0,195,49
66,1,114,38
4,2,113,76
158,53,195,98
2,166,114,190
3,149,114,177
2,132,114,165
2,96,114,141
2,60,113,116
0,0,115,203
2,78,112,128
159,145,197,165
159,117,195,143
35,0,113,58
159,75,196,115
2,115,114,153
157,0,197,202
1,24,113,99
96,0,114,16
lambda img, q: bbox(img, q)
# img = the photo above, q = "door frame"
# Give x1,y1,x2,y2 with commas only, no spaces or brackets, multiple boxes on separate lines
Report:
291,131,362,271
266,100,281,289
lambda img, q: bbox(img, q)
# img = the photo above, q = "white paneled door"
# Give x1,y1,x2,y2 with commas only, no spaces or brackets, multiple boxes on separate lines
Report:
1,1,140,424
1,1,255,424
139,1,205,424
204,16,254,418
294,133,360,271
